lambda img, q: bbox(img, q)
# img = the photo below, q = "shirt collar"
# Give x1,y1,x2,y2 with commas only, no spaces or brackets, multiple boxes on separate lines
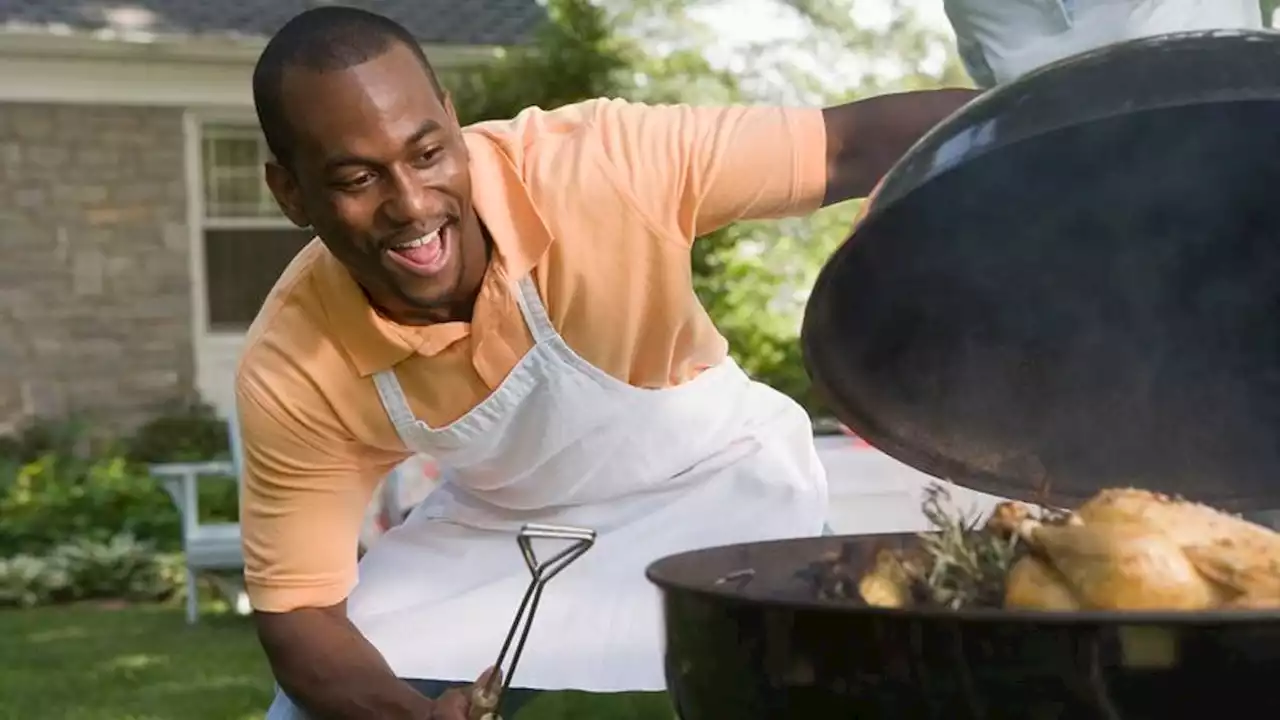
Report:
464,123,554,280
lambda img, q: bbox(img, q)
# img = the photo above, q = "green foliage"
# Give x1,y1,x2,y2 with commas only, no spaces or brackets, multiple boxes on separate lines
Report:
0,414,99,463
448,0,640,124
694,222,821,411
0,453,178,555
0,403,234,604
125,397,230,464
780,0,972,96
0,404,238,558
0,554,68,608
0,534,184,608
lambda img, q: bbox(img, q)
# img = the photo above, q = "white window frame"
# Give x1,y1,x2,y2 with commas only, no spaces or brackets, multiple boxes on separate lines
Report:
201,122,284,222
184,108,298,341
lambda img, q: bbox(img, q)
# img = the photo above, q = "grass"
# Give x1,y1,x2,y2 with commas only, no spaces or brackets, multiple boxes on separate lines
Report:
0,604,269,720
0,603,674,719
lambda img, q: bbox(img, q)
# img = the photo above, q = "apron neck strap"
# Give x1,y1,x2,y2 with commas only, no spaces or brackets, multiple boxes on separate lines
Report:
513,275,557,344
373,370,419,446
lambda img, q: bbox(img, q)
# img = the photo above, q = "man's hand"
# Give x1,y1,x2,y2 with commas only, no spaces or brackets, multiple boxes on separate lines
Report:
430,668,501,720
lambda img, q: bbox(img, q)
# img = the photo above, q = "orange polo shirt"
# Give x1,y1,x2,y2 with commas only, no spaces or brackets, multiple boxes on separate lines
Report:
237,98,829,613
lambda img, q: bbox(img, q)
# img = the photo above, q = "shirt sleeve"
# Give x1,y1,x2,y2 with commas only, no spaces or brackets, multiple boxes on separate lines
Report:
236,370,394,613
586,98,829,243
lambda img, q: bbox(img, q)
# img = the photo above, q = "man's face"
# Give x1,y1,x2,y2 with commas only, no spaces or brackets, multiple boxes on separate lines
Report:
266,43,483,322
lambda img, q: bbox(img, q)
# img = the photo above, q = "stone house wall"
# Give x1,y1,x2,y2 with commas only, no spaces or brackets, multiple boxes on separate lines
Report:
0,102,193,433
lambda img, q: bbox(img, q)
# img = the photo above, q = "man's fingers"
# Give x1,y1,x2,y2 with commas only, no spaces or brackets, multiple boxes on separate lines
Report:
431,687,470,720
466,667,503,719
432,669,502,720
474,666,502,691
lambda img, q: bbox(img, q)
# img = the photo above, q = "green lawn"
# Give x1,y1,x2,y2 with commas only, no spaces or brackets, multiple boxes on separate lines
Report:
0,604,673,719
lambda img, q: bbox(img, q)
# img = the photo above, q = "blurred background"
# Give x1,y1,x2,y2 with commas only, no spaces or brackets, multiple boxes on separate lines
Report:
0,1,1276,718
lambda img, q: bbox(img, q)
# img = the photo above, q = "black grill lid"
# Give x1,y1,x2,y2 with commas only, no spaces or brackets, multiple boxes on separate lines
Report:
801,30,1280,512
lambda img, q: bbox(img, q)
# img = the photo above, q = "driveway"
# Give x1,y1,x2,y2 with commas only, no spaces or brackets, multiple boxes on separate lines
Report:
816,433,1008,535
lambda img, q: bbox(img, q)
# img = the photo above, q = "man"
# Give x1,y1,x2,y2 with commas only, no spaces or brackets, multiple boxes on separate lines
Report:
241,6,978,719
944,0,1262,88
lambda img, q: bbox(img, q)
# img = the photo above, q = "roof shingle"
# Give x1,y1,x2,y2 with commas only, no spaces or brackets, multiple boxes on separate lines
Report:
0,0,546,46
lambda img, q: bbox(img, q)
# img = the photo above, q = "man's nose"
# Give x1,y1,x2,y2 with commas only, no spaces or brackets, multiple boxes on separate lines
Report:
383,166,440,226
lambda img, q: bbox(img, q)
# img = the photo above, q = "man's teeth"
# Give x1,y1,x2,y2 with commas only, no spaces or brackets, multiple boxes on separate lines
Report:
394,228,442,250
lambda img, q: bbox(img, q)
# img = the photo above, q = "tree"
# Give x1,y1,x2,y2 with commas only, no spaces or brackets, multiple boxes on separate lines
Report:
681,0,969,411
447,0,638,124
448,0,966,412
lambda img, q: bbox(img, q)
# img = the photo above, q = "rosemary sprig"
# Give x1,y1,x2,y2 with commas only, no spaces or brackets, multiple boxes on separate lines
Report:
911,484,1023,610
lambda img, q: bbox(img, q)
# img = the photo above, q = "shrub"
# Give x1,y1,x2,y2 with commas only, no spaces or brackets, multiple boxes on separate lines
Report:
0,401,233,606
0,453,184,555
0,534,183,607
124,397,230,464
53,534,185,602
0,554,71,608
0,400,237,557
0,415,99,464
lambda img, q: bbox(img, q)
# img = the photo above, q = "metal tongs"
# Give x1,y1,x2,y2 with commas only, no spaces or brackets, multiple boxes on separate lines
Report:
468,523,596,720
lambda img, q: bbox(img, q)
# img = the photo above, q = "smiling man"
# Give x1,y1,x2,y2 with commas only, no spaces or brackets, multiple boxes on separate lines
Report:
240,6,978,720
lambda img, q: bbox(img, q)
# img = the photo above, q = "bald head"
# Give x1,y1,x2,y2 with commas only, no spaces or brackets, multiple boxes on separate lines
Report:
252,6,443,168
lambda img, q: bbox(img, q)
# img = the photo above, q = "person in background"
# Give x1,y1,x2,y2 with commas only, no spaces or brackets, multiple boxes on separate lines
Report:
941,0,1276,534
358,455,444,552
943,0,1263,88
238,5,980,719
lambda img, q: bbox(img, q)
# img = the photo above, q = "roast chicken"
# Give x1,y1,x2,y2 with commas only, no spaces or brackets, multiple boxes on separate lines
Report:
999,488,1280,611
859,487,1280,611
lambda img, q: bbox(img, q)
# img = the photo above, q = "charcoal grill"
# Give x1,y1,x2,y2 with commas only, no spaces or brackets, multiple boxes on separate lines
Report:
648,29,1280,720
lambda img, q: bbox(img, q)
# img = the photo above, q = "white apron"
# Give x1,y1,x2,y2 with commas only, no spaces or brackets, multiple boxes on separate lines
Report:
945,0,1263,88
268,273,826,715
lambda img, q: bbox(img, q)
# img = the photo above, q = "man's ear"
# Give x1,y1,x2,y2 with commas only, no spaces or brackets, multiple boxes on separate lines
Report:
264,160,311,229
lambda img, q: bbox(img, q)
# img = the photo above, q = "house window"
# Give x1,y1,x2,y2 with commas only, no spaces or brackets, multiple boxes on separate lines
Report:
200,122,313,332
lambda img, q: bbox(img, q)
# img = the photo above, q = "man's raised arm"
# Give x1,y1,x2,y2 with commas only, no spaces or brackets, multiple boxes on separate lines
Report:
579,92,978,243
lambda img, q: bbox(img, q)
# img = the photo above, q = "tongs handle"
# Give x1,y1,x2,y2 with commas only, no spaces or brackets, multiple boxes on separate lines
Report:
468,523,596,720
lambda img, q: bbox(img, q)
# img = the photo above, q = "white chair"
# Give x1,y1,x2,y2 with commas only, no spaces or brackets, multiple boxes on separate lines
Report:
148,412,246,624
152,412,429,621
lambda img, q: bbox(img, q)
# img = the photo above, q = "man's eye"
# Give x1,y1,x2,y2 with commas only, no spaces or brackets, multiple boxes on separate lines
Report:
336,173,374,190
418,147,443,164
